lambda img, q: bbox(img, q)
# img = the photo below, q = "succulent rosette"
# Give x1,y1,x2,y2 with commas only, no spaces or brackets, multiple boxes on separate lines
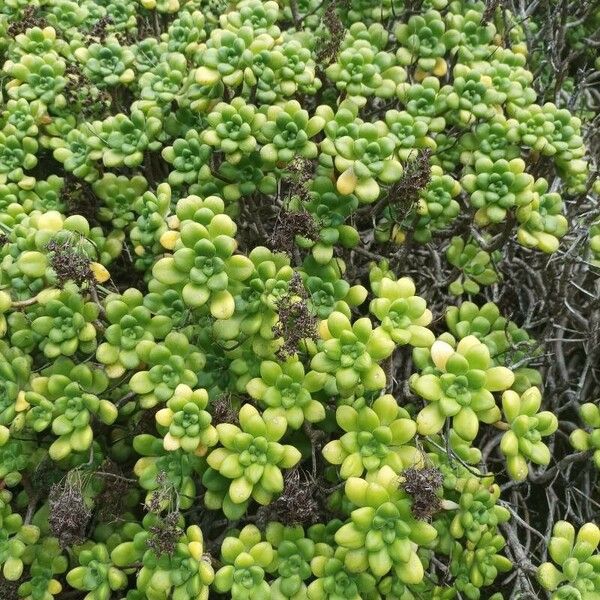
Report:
202,97,266,164
395,10,460,75
537,522,600,599
411,336,514,441
461,157,534,225
259,100,325,164
335,465,438,582
128,332,205,408
24,285,99,358
152,196,255,318
213,524,275,599
205,404,301,517
369,274,435,348
446,236,501,295
87,110,163,168
311,311,394,396
246,359,326,429
155,384,218,453
111,516,214,599
322,395,420,478
500,386,558,480
328,122,403,203
570,403,600,470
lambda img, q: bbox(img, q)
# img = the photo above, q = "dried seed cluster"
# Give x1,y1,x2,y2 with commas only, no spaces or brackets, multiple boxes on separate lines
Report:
401,466,444,520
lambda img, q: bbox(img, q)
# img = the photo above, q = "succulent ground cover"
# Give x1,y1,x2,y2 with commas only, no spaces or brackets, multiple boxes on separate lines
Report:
0,0,599,599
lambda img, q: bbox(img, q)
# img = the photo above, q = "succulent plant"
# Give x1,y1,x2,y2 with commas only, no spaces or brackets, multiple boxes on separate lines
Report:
500,386,557,480
292,174,360,264
132,434,203,509
96,288,172,378
195,26,272,89
139,52,189,104
397,76,448,131
0,131,38,187
205,404,302,517
461,157,534,225
410,336,514,440
537,522,600,599
111,515,214,599
152,197,254,318
22,358,115,459
326,38,403,101
446,236,501,295
335,465,438,582
87,110,163,168
516,178,568,253
66,544,128,600
259,100,324,164
447,476,510,543
52,128,100,182
322,395,419,478
202,97,266,163
311,311,393,397
129,332,205,408
449,532,511,599
155,384,218,453
213,524,274,599
5,53,67,107
444,301,542,393
570,403,600,470
369,273,434,347
308,547,377,600
327,121,403,203
0,490,40,581
161,130,212,186
410,169,461,242
75,40,135,87
0,340,31,430
25,285,99,358
93,174,148,229
246,359,326,429
445,67,506,126
0,1,596,599
265,522,315,599
396,10,460,75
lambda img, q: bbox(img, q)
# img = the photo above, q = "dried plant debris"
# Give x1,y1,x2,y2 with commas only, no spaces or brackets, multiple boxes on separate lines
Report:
47,239,93,287
401,466,443,520
147,511,183,557
48,475,92,548
272,273,318,358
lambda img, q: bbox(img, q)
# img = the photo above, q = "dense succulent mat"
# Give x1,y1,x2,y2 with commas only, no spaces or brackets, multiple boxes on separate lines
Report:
0,0,599,599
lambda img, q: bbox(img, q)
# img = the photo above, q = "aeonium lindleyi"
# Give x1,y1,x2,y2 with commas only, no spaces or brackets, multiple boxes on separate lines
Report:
322,394,421,478
410,335,515,441
311,311,394,397
500,386,558,481
204,403,302,517
155,383,218,454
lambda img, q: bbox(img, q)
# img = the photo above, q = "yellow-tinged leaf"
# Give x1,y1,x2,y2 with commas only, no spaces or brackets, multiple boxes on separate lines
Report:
337,169,358,195
188,541,204,561
430,340,454,370
155,408,173,427
160,230,179,250
432,58,448,77
15,391,29,412
106,364,125,379
48,581,62,595
90,262,110,283
195,66,220,85
166,215,180,229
